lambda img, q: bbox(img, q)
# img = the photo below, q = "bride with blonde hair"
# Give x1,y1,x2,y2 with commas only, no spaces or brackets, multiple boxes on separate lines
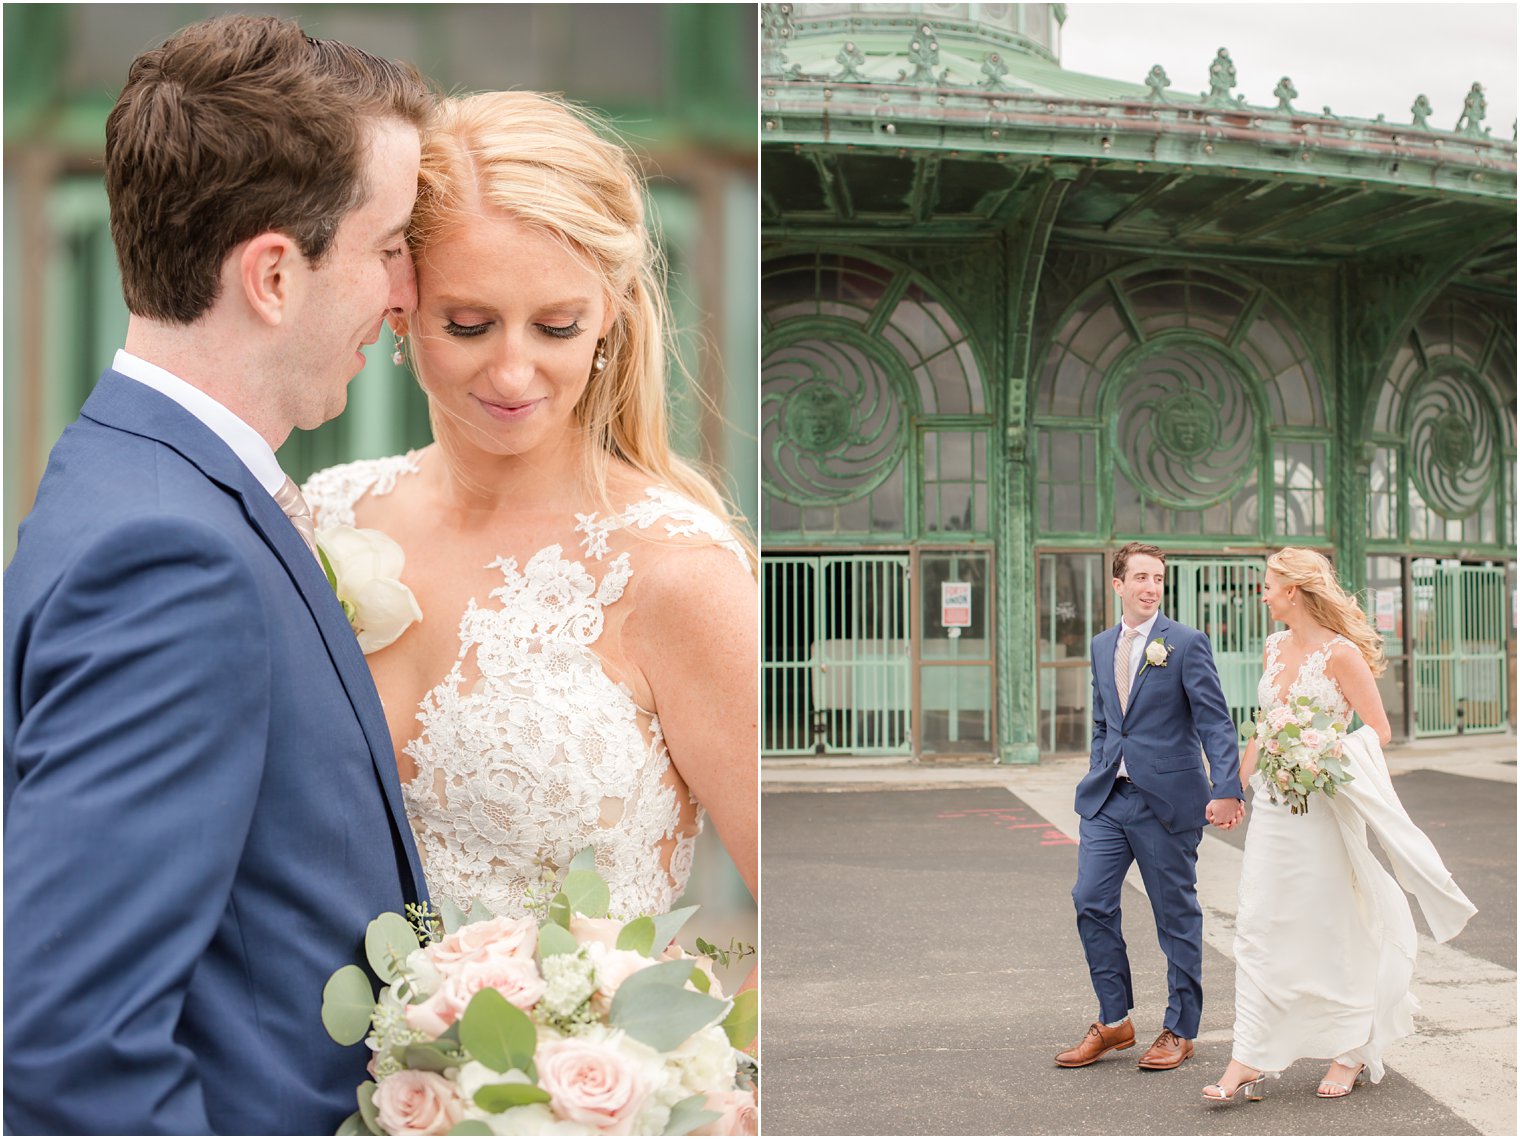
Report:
1203,547,1474,1105
304,91,756,939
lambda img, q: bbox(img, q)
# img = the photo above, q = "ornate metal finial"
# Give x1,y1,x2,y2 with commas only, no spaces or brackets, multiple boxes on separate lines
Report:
835,40,866,82
1411,94,1433,130
900,24,946,86
1145,64,1171,103
1456,82,1487,137
1273,76,1297,113
980,51,1009,91
760,4,802,80
1205,47,1237,106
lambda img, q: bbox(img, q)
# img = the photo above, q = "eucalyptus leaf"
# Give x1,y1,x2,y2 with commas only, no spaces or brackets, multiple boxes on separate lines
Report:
466,898,496,925
447,1122,494,1136
548,892,572,929
459,988,538,1074
723,988,759,1050
562,869,610,919
664,1095,723,1136
617,916,656,956
568,846,598,873
404,1043,463,1073
437,896,469,935
609,962,729,1051
366,912,421,983
321,965,376,1046
650,906,700,955
688,965,711,994
336,1109,374,1136
538,921,579,958
357,1082,380,1135
474,1082,552,1112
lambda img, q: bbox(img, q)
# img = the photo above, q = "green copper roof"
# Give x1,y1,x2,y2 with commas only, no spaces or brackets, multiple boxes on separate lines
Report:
762,3,1517,206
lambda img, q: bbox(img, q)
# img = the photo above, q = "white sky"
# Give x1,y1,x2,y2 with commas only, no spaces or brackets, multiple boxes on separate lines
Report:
1061,3,1517,137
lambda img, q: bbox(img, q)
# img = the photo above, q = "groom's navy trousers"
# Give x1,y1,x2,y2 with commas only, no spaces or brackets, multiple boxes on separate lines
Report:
4,372,428,1135
1072,614,1241,1040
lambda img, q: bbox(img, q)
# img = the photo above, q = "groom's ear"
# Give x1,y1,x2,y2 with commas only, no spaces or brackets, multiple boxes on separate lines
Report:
236,232,303,327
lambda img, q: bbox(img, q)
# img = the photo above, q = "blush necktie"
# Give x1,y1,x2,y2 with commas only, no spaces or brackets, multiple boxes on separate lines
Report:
272,476,320,561
1115,627,1140,714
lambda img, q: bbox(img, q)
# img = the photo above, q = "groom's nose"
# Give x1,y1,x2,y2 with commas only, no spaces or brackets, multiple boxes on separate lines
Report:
386,253,418,314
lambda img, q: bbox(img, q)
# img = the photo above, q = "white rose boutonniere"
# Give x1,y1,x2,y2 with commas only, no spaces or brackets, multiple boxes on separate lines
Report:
314,525,422,654
1142,637,1172,672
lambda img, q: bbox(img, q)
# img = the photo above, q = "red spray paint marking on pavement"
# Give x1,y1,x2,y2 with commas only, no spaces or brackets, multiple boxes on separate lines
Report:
935,805,1076,845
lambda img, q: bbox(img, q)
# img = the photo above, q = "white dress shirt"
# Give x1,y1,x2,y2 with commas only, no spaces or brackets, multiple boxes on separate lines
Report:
112,349,288,497
1115,611,1159,778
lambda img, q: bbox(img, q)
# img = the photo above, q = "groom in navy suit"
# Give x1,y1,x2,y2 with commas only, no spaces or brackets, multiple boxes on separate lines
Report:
4,17,434,1134
1056,543,1243,1072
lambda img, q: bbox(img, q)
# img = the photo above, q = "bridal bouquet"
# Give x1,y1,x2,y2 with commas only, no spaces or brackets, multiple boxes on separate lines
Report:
321,850,757,1136
1251,695,1353,815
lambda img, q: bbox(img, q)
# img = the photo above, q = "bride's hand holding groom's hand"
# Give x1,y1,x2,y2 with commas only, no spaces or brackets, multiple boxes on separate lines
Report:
1206,796,1245,830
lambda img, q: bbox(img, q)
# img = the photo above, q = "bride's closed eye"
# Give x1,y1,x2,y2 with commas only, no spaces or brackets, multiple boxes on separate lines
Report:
442,319,585,340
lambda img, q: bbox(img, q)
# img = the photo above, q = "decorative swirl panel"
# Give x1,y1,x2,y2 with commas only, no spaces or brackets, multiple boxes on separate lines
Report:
1407,365,1496,519
1109,337,1259,510
762,327,911,506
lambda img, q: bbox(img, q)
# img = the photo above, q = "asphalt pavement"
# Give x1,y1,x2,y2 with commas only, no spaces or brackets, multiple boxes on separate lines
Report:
759,737,1516,1136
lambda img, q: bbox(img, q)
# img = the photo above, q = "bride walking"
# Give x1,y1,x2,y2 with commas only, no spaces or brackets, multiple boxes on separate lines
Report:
1204,548,1476,1104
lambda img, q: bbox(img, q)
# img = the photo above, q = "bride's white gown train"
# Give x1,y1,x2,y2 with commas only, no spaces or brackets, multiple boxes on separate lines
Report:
1232,632,1476,1081
306,453,749,920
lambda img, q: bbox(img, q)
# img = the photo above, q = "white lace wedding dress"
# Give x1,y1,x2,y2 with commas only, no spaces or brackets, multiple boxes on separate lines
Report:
1232,631,1475,1081
304,453,748,920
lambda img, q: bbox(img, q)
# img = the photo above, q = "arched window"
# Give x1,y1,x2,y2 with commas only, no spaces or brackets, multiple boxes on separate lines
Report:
761,251,991,541
1367,292,1515,549
1033,265,1330,541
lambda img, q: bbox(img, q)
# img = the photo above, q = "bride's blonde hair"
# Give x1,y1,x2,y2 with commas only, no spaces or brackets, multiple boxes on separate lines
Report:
408,90,753,565
1267,547,1386,676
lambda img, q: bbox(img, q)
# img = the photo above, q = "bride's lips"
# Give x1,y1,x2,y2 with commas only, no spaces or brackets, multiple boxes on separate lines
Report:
475,393,544,422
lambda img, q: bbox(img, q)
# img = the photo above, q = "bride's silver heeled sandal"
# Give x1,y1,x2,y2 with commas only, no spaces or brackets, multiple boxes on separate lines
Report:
1316,1063,1366,1099
1202,1068,1271,1103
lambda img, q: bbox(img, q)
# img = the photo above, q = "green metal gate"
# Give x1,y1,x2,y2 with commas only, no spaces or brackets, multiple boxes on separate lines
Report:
1413,562,1508,735
762,554,912,756
1163,558,1270,732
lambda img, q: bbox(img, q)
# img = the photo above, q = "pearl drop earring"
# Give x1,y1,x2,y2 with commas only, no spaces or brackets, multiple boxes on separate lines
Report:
391,330,407,366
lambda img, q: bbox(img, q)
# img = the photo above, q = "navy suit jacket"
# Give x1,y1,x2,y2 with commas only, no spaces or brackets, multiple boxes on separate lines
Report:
4,371,428,1135
1074,613,1243,833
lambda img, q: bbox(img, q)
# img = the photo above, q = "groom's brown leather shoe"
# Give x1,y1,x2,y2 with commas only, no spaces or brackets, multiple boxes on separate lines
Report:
1054,1019,1135,1067
1137,1028,1194,1069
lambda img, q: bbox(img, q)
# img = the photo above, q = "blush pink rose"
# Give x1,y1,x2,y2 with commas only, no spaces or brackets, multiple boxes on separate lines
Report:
569,915,624,951
426,914,538,972
1276,769,1292,787
405,956,547,1036
536,1036,651,1134
372,1070,464,1136
692,1088,758,1136
1299,728,1324,751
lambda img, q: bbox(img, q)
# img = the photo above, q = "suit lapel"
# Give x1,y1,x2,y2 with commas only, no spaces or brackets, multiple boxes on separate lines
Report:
1126,612,1172,712
80,371,427,899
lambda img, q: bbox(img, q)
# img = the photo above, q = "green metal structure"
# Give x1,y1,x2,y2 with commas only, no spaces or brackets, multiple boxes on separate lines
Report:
760,3,1517,761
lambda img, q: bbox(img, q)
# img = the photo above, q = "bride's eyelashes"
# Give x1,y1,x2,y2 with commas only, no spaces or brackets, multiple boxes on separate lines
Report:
441,319,585,340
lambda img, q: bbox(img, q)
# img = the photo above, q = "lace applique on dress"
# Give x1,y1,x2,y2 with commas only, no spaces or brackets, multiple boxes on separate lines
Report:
302,453,421,528
303,455,741,919
1258,630,1354,723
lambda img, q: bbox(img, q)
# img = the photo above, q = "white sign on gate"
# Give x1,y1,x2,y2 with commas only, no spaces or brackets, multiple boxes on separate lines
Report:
941,582,972,627
1374,588,1397,633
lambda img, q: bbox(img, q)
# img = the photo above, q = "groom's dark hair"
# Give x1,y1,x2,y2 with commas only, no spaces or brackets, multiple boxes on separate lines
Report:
105,14,432,324
1112,541,1166,581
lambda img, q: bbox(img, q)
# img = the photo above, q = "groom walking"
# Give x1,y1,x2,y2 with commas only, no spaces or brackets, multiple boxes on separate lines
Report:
1057,543,1243,1072
5,16,431,1134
